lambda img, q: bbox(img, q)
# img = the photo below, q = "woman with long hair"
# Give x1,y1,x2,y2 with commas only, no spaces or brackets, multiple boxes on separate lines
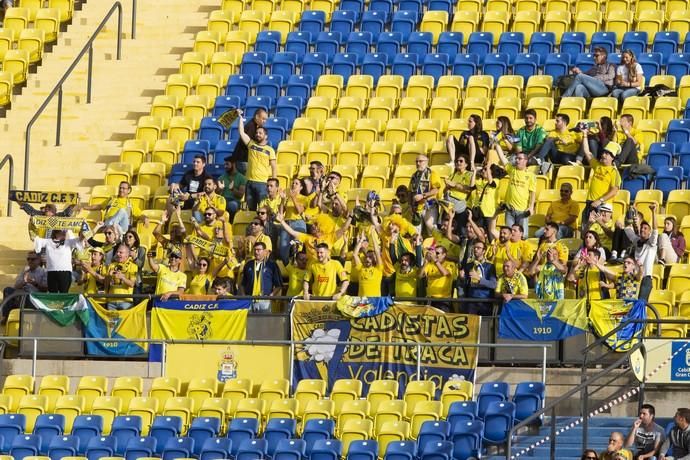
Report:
568,231,612,300
611,50,643,103
580,450,599,460
446,114,490,165
659,216,686,264
187,256,214,295
123,229,146,293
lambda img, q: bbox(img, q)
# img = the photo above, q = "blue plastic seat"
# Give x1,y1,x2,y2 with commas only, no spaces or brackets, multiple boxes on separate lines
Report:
377,32,403,62
677,151,690,178
275,95,304,129
637,52,662,78
256,74,284,101
237,438,268,460
392,53,418,84
685,31,690,53
560,32,586,56
622,175,647,201
150,416,182,455
423,53,450,83
263,418,296,457
371,0,393,14
467,32,493,64
240,51,267,75
544,52,571,82
667,53,690,83
198,117,225,147
346,32,374,62
188,417,221,456
168,163,190,184
11,434,41,460
347,440,378,460
182,140,211,163
274,439,306,460
417,421,451,453
255,31,282,63
311,439,342,460
274,53,302,82
332,53,358,82
85,436,116,460
48,435,80,460
513,382,546,423
340,0,363,14
213,139,237,164
528,32,556,65
477,381,510,419
225,74,252,106
419,440,452,460
302,419,335,456
621,31,648,57
227,418,259,457
124,436,157,460
287,73,314,95
73,415,103,456
408,32,433,57
451,419,484,460
667,119,690,144
513,53,540,80
482,401,516,445
448,401,478,430
300,10,326,34
437,32,463,62
362,53,388,84
679,141,690,155
590,31,616,54
498,32,524,64
245,95,272,114
214,96,241,119
653,31,680,65
361,11,388,40
482,53,509,83
452,53,479,82
264,117,287,148
608,52,622,64
649,141,677,156
0,414,26,452
34,414,65,454
285,32,311,64
575,52,594,72
655,166,684,200
399,0,422,12
391,10,417,43
316,31,342,63
301,52,328,81
647,151,673,169
330,10,356,37
428,0,452,13
384,441,417,460
111,415,142,456
200,437,233,460
162,436,194,460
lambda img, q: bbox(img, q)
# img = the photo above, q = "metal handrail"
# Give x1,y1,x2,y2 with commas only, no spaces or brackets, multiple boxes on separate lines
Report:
23,0,137,188
0,154,14,217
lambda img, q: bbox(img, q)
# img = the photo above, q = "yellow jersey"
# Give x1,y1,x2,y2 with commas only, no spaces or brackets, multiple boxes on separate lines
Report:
424,260,458,298
356,263,383,297
587,159,621,203
106,260,138,296
246,141,276,183
504,164,536,212
305,259,347,297
154,265,187,295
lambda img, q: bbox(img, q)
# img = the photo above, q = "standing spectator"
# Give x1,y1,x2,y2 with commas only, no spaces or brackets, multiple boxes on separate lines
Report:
563,47,616,98
240,215,272,261
467,163,498,239
169,154,212,211
568,250,612,300
34,229,85,293
278,177,308,264
2,251,48,320
306,161,326,195
80,181,140,234
409,154,442,231
153,208,190,271
601,432,626,460
584,204,616,256
626,403,665,460
148,250,187,300
536,113,584,167
238,109,277,210
516,109,548,158
87,223,121,265
78,247,107,296
105,244,138,310
232,108,268,175
194,177,226,222
598,256,642,300
390,234,423,298
239,242,282,311
528,223,569,300
443,154,472,232
187,257,214,295
258,178,281,218
276,212,353,263
421,245,458,309
23,203,75,241
494,149,536,235
581,134,622,234
459,240,497,315
611,50,644,104
380,214,418,295
446,114,490,165
316,171,347,215
123,229,146,293
659,216,685,265
353,232,384,297
660,408,690,460
303,243,349,300
217,156,247,219
535,183,579,239
624,203,658,301
496,260,528,303
486,227,512,276
286,251,308,297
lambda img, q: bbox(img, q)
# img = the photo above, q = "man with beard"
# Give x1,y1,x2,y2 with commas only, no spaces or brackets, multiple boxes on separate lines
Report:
624,203,657,301
516,108,547,158
459,240,497,315
303,243,349,300
239,109,276,210
217,156,246,219
194,177,226,222
232,108,267,175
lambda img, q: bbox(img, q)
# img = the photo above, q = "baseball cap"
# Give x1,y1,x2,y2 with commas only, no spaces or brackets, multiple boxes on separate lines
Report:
89,247,105,254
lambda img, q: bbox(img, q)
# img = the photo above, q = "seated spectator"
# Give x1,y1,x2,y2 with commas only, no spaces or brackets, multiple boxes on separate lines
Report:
303,243,349,300
601,432,626,460
238,109,277,210
78,247,107,296
105,244,138,310
240,215,273,261
168,154,212,211
535,113,584,167
353,232,383,297
79,181,140,235
421,245,458,310
446,114,490,165
611,50,644,104
459,240,497,315
193,177,226,223
489,116,519,160
239,242,282,311
624,204,657,301
535,183,579,239
659,216,685,265
496,259,528,303
563,47,616,98
516,109,548,158
625,403,665,460
2,251,47,320
581,450,600,460
660,408,690,460
217,156,247,219
614,115,642,166
148,249,187,301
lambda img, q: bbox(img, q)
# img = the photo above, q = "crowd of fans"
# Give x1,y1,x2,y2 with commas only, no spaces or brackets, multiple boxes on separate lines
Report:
2,99,684,315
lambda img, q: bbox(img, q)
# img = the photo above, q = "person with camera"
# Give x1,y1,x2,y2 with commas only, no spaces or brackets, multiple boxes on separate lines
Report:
105,244,138,309
535,113,584,169
459,240,497,315
168,154,212,213
624,203,658,302
303,243,349,300
562,46,616,99
495,259,528,304
567,249,613,300
237,108,277,211
409,155,442,233
494,147,535,236
147,249,187,301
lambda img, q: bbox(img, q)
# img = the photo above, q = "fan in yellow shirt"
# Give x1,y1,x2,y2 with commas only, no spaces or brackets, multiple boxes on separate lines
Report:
285,251,308,297
105,244,139,310
353,231,383,298
148,250,187,300
277,212,353,263
303,243,350,300
422,245,458,299
390,234,424,297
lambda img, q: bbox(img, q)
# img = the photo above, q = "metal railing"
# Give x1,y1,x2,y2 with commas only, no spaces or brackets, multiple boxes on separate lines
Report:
0,154,14,217
23,0,137,188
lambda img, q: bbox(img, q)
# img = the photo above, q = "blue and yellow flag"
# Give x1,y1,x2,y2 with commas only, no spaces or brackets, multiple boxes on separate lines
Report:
335,296,394,318
151,298,250,341
499,299,588,341
589,299,646,351
84,297,148,356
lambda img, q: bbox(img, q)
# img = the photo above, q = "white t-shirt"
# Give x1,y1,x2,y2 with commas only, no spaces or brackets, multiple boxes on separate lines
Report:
616,63,644,84
34,233,83,272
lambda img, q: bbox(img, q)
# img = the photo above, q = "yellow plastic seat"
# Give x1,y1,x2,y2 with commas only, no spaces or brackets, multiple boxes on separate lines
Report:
496,75,524,99
55,395,85,434
345,74,373,100
238,11,266,44
198,398,232,428
384,118,412,151
360,164,389,189
604,11,633,43
293,379,326,415
3,8,29,40
149,377,180,415
282,0,307,14
436,75,464,100
647,289,676,319
267,398,298,419
305,96,334,131
47,0,73,22
377,421,410,458
587,97,618,120
410,401,443,439
208,9,235,36
3,375,35,412
76,376,108,413
554,164,585,191
18,29,44,65
338,400,370,434
336,96,366,125
667,190,690,222
465,75,493,99
92,396,122,435
164,74,192,110
637,10,665,37
667,264,690,300
179,51,206,86
323,118,351,145
306,141,334,166
420,11,449,44
210,52,237,82
677,290,690,318
353,118,383,151
110,377,142,413
194,31,221,65
119,139,148,174
367,380,399,416
376,75,404,102
341,419,374,455
233,210,256,237
3,49,29,85
276,140,304,167
135,116,164,149
316,74,344,101
512,13,540,43
450,11,479,44
336,141,365,168
0,31,13,63
652,97,682,131
407,75,435,104
459,97,490,119
428,98,457,131
403,380,436,419
367,97,395,124
493,97,522,120
235,398,266,421
182,95,211,129
525,75,553,100
136,162,166,190
291,117,318,144
268,11,297,44
659,318,687,338
457,0,482,12
164,397,194,432
440,380,473,417
415,119,442,147
668,10,690,36
392,164,418,188
543,11,571,43
373,399,406,434
168,116,195,146
225,30,250,56
558,97,587,124
18,395,48,433
302,399,335,425
187,378,219,414
35,8,60,43
397,97,426,132
150,95,177,130
330,379,362,416
481,11,510,44
37,375,70,413
620,97,650,123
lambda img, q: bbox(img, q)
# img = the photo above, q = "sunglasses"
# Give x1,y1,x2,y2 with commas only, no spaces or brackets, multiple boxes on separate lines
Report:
105,231,114,235
560,190,570,193
204,213,215,217
251,222,261,226
257,211,267,215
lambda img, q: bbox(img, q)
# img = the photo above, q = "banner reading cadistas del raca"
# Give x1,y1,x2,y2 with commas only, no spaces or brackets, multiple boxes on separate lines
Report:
291,299,480,395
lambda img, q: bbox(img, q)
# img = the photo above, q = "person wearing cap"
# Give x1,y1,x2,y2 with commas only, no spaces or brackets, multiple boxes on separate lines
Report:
581,130,622,234
148,249,187,301
2,251,48,320
217,156,247,219
78,247,107,296
584,202,617,255
238,109,276,211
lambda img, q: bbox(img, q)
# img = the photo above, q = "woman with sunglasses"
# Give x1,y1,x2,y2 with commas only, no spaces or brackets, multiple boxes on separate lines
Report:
87,223,121,265
611,50,643,104
581,449,599,460
187,256,214,295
